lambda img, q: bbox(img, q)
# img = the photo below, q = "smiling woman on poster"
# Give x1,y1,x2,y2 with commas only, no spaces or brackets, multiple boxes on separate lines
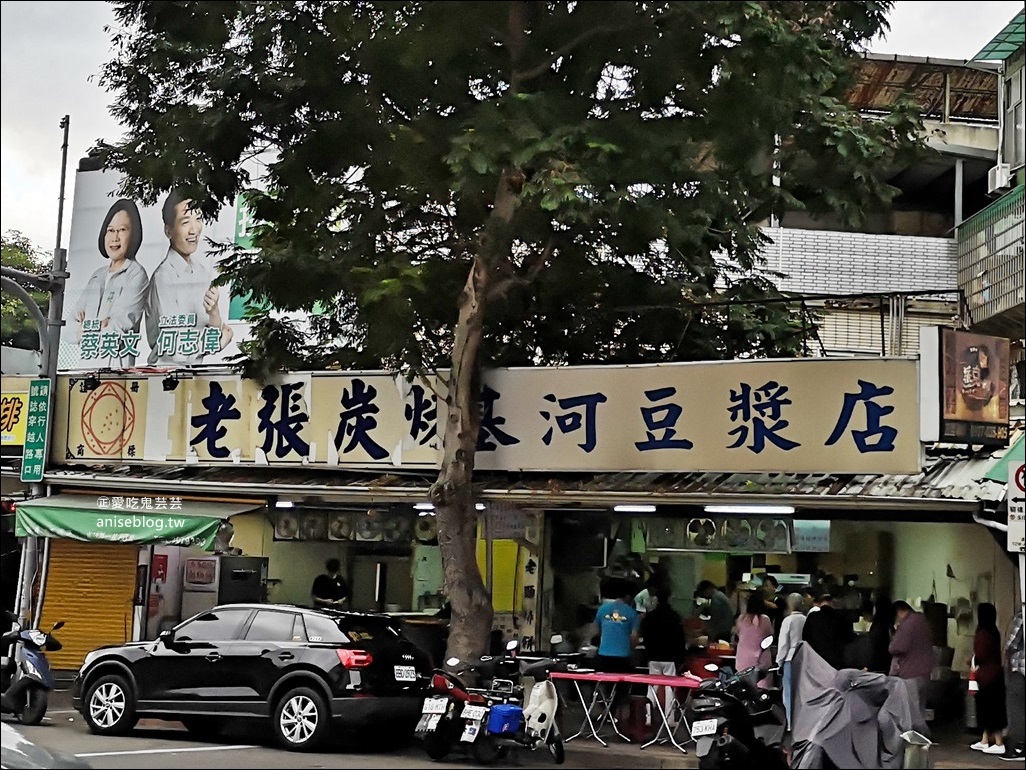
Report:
145,191,233,365
69,198,149,368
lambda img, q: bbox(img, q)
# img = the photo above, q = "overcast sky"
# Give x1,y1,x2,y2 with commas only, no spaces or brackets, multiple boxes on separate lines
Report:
1,0,1022,252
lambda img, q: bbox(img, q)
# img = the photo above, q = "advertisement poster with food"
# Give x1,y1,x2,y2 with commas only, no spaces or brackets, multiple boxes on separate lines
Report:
940,329,1010,445
58,169,252,372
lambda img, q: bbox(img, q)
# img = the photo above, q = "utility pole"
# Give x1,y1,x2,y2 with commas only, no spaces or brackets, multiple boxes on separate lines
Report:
1,116,70,626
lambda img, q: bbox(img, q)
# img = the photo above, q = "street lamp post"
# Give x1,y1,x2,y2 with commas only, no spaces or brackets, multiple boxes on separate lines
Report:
0,116,70,626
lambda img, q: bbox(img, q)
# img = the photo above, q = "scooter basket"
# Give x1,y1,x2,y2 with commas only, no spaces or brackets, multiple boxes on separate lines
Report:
486,704,523,735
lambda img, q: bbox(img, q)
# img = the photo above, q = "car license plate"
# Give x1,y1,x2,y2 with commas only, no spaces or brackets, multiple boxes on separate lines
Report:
422,697,448,715
462,704,487,721
691,718,718,738
394,665,417,682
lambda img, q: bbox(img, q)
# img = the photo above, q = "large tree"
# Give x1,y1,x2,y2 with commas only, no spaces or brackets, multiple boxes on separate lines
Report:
98,0,922,661
1,232,50,350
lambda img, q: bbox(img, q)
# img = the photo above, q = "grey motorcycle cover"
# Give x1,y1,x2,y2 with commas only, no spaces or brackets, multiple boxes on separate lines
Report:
790,642,927,769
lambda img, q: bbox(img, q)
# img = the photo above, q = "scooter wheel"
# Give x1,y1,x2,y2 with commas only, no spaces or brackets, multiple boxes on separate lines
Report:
547,732,565,765
423,731,452,761
471,735,505,765
17,687,48,726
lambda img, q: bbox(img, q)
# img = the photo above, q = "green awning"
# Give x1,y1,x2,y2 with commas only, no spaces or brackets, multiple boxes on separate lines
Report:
974,10,1025,61
983,433,1025,484
15,494,259,551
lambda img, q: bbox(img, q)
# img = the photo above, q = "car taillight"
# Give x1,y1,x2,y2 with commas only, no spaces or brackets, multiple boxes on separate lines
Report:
337,649,374,668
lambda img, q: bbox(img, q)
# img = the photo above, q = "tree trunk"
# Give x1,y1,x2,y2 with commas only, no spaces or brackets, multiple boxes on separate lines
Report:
430,169,521,665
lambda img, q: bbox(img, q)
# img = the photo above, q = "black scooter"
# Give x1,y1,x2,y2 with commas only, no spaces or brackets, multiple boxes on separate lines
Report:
1,611,65,726
685,636,787,770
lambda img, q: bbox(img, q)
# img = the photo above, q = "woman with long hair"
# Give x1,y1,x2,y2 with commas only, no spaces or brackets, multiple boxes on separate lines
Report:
971,603,1007,754
735,592,773,688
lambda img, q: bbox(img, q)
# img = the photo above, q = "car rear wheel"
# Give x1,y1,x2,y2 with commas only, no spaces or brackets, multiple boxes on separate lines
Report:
84,674,138,735
273,686,329,751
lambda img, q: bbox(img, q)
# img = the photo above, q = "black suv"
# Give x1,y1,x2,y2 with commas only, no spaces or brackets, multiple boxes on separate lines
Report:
72,604,431,751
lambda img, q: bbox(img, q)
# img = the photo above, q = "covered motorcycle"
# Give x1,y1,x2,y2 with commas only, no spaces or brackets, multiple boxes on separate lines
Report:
790,642,927,769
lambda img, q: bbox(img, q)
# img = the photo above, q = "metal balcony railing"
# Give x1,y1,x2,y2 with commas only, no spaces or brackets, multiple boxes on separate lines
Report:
957,185,1025,330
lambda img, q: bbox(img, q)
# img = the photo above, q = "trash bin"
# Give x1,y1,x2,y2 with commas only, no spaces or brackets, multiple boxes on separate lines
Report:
901,730,934,769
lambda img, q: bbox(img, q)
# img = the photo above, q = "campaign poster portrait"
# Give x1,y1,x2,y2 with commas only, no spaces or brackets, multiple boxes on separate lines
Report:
58,169,252,372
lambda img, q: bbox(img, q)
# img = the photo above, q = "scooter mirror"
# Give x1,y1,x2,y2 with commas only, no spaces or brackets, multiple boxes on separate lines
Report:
446,657,461,667
52,620,66,631
550,634,564,645
760,636,773,650
506,640,519,652
704,663,720,672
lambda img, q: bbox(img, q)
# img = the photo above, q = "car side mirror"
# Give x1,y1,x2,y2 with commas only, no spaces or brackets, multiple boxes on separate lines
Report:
159,629,175,645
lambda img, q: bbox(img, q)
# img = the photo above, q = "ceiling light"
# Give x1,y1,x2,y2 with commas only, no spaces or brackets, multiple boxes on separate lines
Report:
475,504,486,511
614,505,656,513
275,500,295,509
414,503,435,511
648,547,693,553
704,504,795,515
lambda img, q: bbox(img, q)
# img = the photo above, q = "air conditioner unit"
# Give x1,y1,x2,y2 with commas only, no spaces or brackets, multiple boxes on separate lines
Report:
987,163,1012,194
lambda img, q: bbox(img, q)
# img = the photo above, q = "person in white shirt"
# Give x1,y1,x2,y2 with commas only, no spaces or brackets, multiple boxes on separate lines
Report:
71,199,149,368
145,191,233,365
776,592,807,730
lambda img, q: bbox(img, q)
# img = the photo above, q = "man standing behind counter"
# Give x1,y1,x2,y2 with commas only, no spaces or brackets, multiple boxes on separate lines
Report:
146,191,233,365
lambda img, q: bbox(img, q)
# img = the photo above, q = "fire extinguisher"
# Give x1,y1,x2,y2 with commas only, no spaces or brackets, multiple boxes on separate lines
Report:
968,656,979,695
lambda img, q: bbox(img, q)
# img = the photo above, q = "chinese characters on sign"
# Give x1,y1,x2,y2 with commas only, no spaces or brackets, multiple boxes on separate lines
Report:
1,392,29,446
21,379,51,483
54,359,923,474
78,320,141,362
154,315,223,360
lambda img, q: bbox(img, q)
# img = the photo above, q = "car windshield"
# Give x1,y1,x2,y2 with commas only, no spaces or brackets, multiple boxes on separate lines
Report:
302,613,402,644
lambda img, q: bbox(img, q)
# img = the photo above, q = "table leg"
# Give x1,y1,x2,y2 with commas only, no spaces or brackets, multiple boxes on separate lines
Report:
597,683,630,743
565,680,608,747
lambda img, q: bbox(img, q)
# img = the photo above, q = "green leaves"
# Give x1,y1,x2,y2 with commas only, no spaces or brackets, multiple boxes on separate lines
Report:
99,1,916,373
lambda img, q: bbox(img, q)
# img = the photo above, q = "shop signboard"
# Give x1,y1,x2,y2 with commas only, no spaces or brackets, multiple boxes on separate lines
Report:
52,357,922,475
921,327,1010,446
1,391,29,447
1009,459,1025,554
58,169,254,373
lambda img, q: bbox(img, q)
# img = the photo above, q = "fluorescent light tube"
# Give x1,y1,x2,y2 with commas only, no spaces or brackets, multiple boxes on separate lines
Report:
614,504,656,513
704,504,795,515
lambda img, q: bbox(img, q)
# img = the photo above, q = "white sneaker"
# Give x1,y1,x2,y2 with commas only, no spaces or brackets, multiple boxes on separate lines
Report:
973,742,990,751
985,745,1008,755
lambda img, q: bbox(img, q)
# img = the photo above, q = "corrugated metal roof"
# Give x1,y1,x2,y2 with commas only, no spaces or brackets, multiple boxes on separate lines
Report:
850,54,1000,122
44,425,1022,513
975,10,1025,62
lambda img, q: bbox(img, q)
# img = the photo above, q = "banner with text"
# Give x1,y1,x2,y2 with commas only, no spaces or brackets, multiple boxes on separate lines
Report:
53,358,923,474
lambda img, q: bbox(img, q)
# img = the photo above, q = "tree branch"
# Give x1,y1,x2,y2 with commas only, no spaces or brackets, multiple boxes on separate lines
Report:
513,24,620,84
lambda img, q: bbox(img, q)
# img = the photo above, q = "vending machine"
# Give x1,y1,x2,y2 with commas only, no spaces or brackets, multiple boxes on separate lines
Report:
180,555,269,618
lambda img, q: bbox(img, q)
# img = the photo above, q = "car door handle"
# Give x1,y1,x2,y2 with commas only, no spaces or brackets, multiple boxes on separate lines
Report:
205,652,222,662
277,652,295,661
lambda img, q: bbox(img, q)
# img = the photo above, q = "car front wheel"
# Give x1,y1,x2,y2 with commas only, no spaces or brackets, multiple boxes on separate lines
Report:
84,674,138,735
272,686,329,751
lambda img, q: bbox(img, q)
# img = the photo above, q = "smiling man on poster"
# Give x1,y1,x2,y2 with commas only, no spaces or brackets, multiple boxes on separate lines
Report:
145,191,234,366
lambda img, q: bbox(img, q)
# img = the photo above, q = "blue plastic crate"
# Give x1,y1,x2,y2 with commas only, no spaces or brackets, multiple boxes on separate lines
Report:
486,704,523,735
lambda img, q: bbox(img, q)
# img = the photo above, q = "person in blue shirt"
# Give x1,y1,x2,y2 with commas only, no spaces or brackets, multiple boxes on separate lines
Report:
595,583,641,670
593,579,641,723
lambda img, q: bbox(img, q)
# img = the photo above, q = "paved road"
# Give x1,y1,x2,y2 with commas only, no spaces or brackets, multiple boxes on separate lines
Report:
9,692,692,770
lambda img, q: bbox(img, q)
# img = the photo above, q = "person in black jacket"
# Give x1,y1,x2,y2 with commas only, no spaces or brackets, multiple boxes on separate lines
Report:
802,594,855,670
642,590,687,726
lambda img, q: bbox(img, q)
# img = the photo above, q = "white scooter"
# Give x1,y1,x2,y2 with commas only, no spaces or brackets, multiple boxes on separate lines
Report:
462,637,568,765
